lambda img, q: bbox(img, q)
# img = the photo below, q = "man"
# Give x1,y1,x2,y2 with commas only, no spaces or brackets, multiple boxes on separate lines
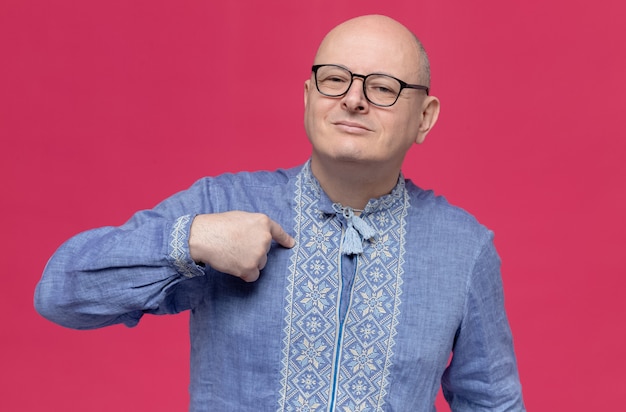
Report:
35,14,525,411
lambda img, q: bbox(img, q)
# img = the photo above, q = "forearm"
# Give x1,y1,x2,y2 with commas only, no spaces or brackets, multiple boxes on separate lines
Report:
442,235,525,411
34,214,204,329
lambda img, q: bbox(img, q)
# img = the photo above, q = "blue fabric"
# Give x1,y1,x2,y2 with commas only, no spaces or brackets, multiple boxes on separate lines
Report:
35,161,525,411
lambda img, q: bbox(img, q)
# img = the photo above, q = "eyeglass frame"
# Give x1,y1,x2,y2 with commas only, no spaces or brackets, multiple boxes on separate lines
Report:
311,64,429,107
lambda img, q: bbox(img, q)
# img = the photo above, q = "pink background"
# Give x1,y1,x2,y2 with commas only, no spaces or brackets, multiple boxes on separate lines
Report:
2,1,625,410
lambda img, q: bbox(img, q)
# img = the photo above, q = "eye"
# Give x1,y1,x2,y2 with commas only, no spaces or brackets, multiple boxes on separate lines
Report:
326,75,349,84
367,80,398,96
372,85,395,94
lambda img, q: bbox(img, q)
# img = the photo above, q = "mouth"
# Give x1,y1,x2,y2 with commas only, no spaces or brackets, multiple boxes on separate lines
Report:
332,120,372,133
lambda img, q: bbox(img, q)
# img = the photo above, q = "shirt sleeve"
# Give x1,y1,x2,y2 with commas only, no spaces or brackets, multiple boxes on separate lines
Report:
34,180,210,330
441,235,526,411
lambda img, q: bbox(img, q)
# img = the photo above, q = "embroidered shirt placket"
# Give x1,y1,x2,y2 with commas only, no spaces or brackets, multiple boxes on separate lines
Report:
279,164,408,412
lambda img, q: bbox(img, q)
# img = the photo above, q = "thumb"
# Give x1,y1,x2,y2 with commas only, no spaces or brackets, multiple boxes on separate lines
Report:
269,220,295,248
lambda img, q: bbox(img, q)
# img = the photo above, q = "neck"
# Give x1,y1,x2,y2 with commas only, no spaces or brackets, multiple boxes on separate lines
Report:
310,157,401,210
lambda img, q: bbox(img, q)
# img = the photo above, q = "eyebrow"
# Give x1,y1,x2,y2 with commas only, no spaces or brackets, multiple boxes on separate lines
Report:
323,63,415,81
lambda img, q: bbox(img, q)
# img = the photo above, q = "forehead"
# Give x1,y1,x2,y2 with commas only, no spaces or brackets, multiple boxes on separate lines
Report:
314,19,421,80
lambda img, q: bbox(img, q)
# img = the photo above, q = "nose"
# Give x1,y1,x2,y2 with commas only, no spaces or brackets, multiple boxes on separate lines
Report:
341,75,369,112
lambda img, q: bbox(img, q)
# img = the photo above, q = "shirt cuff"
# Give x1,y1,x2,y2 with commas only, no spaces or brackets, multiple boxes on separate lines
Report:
168,214,205,278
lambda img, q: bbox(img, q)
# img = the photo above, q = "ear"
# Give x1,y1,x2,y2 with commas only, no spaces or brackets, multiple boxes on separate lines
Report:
415,95,440,144
304,79,311,108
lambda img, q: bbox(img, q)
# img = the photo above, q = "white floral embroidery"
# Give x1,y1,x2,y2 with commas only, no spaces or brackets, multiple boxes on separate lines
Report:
300,373,318,390
359,289,387,317
375,213,389,226
351,379,368,396
294,395,321,412
308,259,326,275
369,233,393,260
348,346,377,374
300,280,331,311
296,338,327,369
366,266,385,283
359,322,378,341
305,316,323,334
342,401,370,412
304,225,333,253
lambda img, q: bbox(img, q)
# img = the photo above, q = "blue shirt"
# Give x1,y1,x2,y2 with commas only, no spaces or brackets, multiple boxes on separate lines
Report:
35,161,525,411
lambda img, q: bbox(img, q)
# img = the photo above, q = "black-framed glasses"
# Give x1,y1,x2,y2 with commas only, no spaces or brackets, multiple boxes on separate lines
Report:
312,64,429,107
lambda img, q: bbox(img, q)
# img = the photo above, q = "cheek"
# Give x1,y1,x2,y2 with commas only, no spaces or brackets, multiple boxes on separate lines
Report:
304,98,316,126
394,110,420,141
304,99,323,140
305,98,332,133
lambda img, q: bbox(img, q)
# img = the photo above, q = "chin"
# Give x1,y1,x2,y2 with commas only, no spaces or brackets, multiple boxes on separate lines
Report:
318,150,378,165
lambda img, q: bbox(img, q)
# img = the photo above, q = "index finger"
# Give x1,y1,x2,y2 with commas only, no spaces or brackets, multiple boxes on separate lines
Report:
269,219,295,248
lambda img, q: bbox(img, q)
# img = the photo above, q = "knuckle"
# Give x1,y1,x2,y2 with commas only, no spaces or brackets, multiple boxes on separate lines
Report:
240,261,258,273
239,272,250,281
239,270,258,283
260,231,273,245
254,213,272,227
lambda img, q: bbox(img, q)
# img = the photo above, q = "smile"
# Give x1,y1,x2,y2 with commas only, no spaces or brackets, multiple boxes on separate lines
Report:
333,120,371,133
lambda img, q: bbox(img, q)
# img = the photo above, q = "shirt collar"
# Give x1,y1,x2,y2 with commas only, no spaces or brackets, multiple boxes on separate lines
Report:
301,159,406,216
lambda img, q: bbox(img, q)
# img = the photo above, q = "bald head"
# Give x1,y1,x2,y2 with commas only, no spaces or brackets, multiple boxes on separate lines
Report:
314,15,431,87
